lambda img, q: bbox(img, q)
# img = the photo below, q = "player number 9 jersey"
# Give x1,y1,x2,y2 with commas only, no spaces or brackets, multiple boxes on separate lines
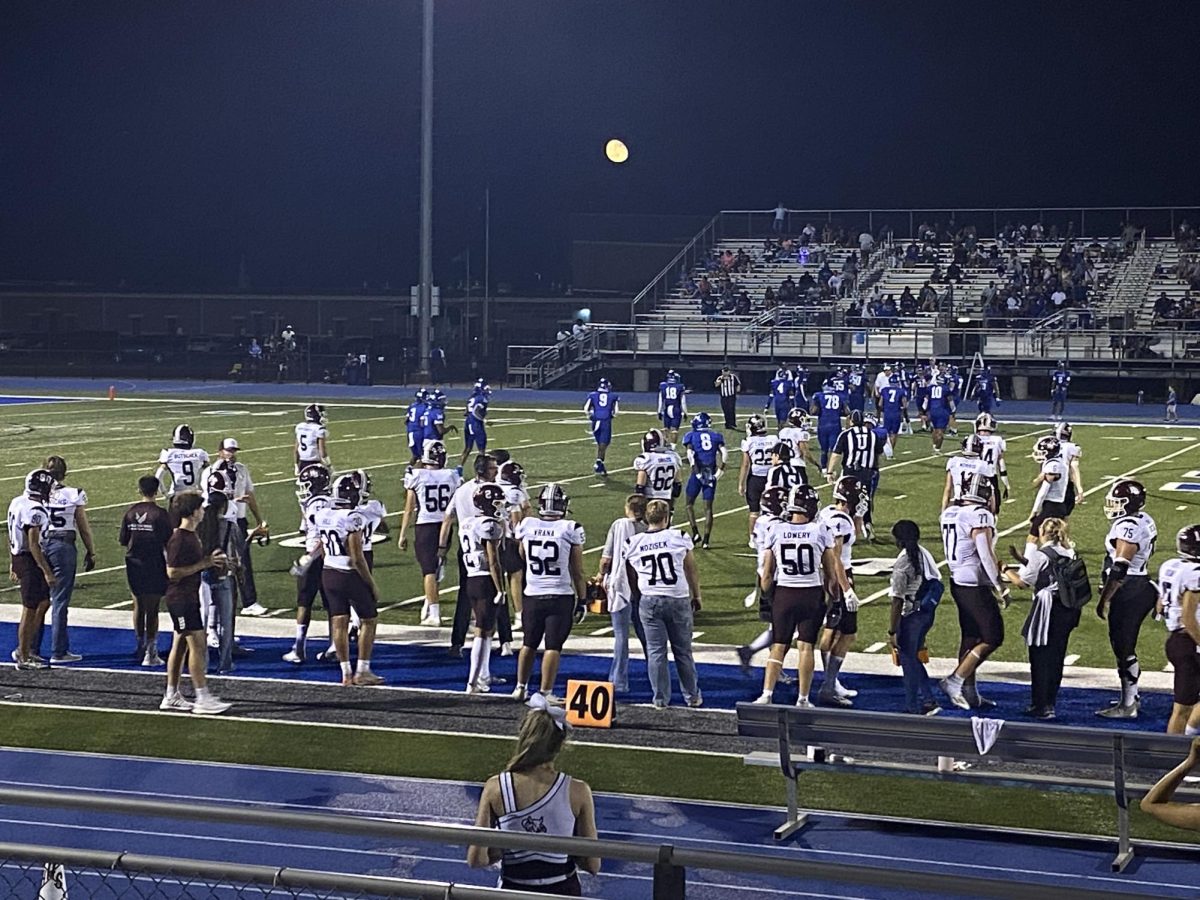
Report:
159,448,210,492
515,517,586,596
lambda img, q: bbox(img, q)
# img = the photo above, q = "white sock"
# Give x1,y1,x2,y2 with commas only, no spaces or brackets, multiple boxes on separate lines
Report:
195,686,211,701
428,603,440,621
294,623,308,654
945,674,964,691
356,658,371,675
340,661,352,677
469,636,486,685
1187,725,1199,736
420,600,429,619
480,636,493,681
164,684,177,699
748,628,773,654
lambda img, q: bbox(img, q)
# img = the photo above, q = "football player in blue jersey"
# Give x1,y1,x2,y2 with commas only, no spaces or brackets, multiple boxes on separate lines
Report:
1050,361,1071,422
923,376,956,454
792,365,811,407
810,379,846,474
972,365,1000,414
764,368,794,425
405,389,428,463
914,371,931,432
846,365,867,417
878,374,909,449
459,392,489,468
682,412,727,549
945,365,962,436
421,390,451,446
657,370,687,444
584,378,619,475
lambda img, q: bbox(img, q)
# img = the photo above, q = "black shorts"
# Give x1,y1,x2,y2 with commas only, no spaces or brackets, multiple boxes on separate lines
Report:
1167,630,1200,706
950,582,1004,649
321,568,378,620
1029,500,1071,537
772,585,826,646
468,575,499,632
11,554,49,609
499,537,524,575
521,594,575,652
125,554,169,597
746,474,768,513
825,601,858,635
166,598,204,634
757,583,775,623
296,555,326,610
414,523,442,576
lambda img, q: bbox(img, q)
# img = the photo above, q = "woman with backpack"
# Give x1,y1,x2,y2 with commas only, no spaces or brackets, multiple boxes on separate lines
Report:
888,520,942,716
1004,517,1090,720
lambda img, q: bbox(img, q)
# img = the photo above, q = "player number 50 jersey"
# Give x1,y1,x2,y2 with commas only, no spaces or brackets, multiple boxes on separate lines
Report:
515,517,586,596
766,519,833,589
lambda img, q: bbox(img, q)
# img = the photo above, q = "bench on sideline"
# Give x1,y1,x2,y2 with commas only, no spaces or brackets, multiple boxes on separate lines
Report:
736,703,1198,872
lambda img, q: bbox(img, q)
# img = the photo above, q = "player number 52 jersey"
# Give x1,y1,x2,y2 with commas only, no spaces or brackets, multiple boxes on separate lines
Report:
515,517,586,596
295,422,327,462
1105,512,1157,576
159,448,210,492
1157,558,1200,632
634,450,681,500
405,468,463,525
766,520,833,589
314,507,366,572
940,505,996,587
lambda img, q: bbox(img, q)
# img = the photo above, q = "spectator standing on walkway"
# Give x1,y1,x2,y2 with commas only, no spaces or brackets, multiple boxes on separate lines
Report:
625,500,703,708
203,439,267,616
714,366,741,430
772,203,786,234
39,455,95,663
468,698,600,893
597,495,648,694
121,476,173,666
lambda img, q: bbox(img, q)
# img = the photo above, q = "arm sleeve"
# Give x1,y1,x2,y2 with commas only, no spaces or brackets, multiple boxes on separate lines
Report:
975,532,1000,586
1031,479,1051,515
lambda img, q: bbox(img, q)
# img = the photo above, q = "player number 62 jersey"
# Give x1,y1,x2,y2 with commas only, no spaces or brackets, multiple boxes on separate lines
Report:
634,449,681,500
515,517,586,596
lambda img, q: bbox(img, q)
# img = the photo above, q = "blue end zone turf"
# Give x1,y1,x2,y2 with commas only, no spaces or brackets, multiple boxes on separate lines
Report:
13,621,1172,732
0,395,77,406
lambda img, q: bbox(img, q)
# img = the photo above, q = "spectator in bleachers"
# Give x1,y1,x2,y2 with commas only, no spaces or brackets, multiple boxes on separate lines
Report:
858,230,874,265
801,222,817,245
778,276,795,304
773,202,786,234
903,242,919,268
899,290,916,318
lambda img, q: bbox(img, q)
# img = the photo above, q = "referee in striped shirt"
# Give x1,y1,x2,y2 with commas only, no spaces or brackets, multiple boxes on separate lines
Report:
714,366,741,430
827,411,884,538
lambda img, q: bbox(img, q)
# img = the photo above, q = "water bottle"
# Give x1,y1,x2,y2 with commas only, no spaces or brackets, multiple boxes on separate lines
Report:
1137,390,1144,405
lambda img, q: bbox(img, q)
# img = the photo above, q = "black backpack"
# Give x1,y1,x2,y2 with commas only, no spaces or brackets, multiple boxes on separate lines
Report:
1041,547,1092,610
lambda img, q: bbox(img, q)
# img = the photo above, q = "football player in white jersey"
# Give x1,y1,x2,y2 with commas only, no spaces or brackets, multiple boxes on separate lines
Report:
736,486,788,674
739,415,776,547
1022,436,1070,563
1054,422,1085,512
778,408,817,472
941,435,996,511
816,476,869,706
39,456,96,663
398,441,462,626
294,404,330,474
1096,479,1159,718
283,464,333,664
513,484,586,702
1157,525,1200,735
938,471,1006,711
155,424,210,496
498,460,531,619
973,413,1010,500
755,484,851,707
460,483,508,694
634,429,682,504
315,475,382,686
8,469,55,669
624,498,704,708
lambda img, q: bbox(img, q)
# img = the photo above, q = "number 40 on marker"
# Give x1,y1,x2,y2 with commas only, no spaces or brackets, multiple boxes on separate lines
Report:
565,679,614,728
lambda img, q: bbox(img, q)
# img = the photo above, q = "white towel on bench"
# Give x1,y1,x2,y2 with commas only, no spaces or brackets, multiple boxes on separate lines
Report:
971,716,1005,756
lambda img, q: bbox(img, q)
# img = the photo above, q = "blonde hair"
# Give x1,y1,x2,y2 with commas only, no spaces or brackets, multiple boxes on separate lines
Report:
1039,517,1073,549
645,499,671,526
506,708,566,772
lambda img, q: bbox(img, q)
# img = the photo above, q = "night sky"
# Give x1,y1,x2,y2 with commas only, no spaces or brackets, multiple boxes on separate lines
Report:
3,1,1198,292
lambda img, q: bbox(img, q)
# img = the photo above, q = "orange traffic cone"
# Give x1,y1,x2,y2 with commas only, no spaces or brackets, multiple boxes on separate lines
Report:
107,385,116,401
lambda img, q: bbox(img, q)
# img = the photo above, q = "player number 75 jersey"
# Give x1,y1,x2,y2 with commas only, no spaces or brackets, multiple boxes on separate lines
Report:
1105,512,1157,576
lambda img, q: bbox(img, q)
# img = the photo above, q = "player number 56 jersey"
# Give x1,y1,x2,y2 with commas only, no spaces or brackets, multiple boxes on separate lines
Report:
295,422,327,463
159,448,210,492
314,507,366,572
766,519,833,589
515,517,586,596
1105,512,1157,576
940,505,996,587
460,515,505,578
406,468,462,526
6,496,48,555
1157,558,1200,632
634,450,681,500
625,529,693,600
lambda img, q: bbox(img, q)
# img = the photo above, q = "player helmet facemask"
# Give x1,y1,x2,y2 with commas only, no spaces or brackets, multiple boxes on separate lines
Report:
422,441,447,468
746,415,768,436
25,469,54,502
1177,524,1200,560
1032,436,1061,463
473,453,497,479
473,483,506,519
1104,479,1146,520
172,424,195,449
332,473,361,508
304,403,327,425
786,483,820,520
351,469,373,501
295,463,332,502
537,483,570,517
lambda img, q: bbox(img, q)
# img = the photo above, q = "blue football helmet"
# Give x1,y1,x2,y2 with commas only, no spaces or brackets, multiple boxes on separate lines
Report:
415,388,428,402
666,369,679,383
597,377,611,391
691,412,711,430
431,390,446,407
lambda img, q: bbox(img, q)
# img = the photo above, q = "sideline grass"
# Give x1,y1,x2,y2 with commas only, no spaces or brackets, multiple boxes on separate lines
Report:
1,704,1195,846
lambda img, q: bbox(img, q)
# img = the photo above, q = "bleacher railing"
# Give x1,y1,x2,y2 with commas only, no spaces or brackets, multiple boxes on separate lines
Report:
628,212,721,323
0,786,1156,900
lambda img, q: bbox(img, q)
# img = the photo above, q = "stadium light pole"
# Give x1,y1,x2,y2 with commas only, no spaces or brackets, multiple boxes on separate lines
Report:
416,0,434,378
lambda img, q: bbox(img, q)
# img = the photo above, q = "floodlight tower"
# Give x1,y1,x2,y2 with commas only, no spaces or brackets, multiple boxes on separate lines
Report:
417,0,434,377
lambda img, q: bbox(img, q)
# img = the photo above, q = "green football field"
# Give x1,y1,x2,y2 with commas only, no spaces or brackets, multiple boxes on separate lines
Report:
3,392,1199,673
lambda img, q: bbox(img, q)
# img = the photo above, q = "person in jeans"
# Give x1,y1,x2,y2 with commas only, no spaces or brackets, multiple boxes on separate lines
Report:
887,520,941,716
1004,517,1082,719
197,484,242,675
624,500,702,708
596,494,647,693
39,456,96,663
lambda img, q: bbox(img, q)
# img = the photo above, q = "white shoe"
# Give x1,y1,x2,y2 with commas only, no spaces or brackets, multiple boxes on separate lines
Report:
282,650,304,664
834,680,857,699
511,685,528,701
160,693,194,712
206,632,220,649
747,539,756,549
542,693,565,707
420,615,441,627
192,695,232,715
796,697,813,708
243,602,269,617
752,692,773,705
939,678,971,710
468,679,491,694
315,647,337,661
141,651,163,667
500,642,514,657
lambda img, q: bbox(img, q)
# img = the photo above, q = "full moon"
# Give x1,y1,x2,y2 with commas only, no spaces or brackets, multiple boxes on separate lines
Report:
605,138,629,164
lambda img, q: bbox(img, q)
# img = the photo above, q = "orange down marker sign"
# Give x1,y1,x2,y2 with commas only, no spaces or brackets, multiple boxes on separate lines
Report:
565,679,613,728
